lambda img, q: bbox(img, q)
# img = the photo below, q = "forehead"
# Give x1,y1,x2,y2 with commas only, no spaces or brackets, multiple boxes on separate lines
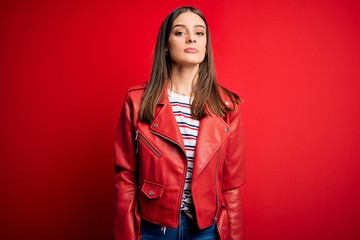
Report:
172,11,206,27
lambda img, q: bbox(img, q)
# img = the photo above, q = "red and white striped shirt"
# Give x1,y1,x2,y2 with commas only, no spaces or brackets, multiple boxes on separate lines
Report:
169,90,199,219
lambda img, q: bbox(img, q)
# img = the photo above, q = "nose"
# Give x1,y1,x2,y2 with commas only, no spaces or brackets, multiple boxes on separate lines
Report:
186,34,196,43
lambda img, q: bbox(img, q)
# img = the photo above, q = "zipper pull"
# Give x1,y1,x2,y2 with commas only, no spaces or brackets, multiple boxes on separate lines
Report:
135,130,139,153
135,130,139,141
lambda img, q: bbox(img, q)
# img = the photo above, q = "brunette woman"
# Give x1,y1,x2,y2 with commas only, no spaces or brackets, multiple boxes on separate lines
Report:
114,6,245,240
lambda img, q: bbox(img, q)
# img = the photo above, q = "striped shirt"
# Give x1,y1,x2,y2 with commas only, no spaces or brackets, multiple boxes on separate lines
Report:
168,90,199,219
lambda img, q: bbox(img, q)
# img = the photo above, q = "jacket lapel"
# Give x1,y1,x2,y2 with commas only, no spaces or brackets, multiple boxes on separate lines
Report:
192,112,229,180
149,91,186,154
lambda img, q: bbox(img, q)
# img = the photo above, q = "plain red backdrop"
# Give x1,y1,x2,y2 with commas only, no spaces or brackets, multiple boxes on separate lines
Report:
1,0,359,239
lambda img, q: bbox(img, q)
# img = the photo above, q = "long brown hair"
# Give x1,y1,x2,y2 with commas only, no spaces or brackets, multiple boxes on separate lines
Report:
140,6,240,123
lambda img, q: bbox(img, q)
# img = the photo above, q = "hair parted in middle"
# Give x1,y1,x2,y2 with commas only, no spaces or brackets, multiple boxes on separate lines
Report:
139,6,240,123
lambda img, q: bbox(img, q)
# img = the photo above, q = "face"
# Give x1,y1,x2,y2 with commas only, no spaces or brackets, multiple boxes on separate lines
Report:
167,11,207,67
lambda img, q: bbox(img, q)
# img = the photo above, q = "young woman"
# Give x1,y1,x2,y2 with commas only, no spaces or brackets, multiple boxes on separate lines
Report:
114,6,245,240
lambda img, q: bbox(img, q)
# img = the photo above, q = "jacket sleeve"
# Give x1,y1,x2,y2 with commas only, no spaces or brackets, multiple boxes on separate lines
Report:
113,92,140,240
222,105,245,240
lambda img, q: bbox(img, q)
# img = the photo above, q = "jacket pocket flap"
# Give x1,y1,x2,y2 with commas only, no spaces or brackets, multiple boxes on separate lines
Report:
141,180,165,199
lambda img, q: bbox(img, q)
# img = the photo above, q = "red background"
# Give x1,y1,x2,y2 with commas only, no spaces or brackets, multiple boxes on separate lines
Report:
1,0,360,239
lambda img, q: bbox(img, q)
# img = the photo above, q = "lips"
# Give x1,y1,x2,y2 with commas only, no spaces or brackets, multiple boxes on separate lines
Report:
184,48,199,53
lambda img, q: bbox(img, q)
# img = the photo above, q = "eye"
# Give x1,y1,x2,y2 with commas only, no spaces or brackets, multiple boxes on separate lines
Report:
196,32,205,36
175,31,185,36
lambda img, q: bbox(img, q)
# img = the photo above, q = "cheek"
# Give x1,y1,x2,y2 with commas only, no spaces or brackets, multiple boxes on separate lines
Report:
168,37,181,49
201,39,207,51
168,44,178,52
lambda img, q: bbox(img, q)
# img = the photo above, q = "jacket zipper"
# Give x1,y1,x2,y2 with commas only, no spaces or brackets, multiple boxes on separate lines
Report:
135,130,139,153
213,149,221,224
135,130,161,157
149,129,186,155
149,129,187,227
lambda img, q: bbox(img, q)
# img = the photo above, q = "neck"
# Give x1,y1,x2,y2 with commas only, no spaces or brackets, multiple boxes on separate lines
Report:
169,64,199,95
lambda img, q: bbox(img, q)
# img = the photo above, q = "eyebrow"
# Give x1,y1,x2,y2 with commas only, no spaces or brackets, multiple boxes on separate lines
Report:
172,24,206,29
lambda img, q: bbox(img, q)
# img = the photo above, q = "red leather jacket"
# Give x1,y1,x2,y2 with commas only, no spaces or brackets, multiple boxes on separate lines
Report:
114,83,245,240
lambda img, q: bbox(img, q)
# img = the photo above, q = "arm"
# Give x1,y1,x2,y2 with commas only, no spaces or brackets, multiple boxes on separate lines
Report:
222,106,246,240
113,93,140,240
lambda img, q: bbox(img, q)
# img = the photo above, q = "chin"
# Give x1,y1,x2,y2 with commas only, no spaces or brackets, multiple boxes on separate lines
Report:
173,57,205,66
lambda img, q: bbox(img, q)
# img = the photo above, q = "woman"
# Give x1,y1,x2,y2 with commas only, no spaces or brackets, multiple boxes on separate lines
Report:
114,6,245,240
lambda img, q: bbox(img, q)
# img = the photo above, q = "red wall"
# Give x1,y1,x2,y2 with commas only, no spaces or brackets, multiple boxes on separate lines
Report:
1,0,359,239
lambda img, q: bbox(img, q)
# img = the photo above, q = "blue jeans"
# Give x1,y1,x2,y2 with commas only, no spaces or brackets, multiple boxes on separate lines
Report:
141,212,219,240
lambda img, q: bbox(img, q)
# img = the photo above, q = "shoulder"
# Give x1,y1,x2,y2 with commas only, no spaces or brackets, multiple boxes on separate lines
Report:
218,85,243,111
128,82,147,92
126,82,147,97
123,82,148,105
